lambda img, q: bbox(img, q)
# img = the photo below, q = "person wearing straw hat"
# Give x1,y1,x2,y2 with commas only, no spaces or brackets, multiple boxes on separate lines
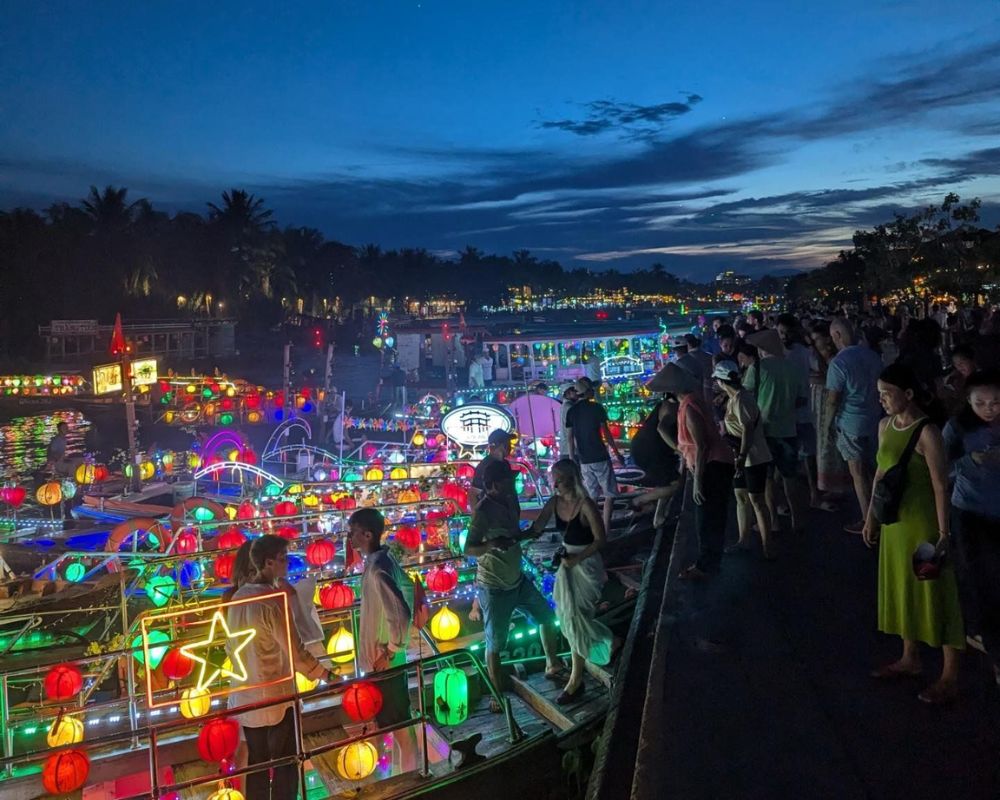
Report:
650,363,735,579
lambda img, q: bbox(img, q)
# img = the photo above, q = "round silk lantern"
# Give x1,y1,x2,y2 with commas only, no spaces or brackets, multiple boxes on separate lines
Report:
1,486,27,508
302,493,320,508
426,564,458,594
395,525,420,550
61,479,77,500
433,667,469,726
47,716,84,747
389,467,408,480
335,741,378,781
198,716,240,763
296,672,319,693
94,464,109,482
455,463,475,480
214,553,235,581
180,687,211,719
273,501,297,517
397,488,420,504
162,648,195,681
334,496,357,511
207,785,244,800
342,681,383,722
326,626,355,664
145,575,176,607
36,481,62,506
319,583,354,610
306,539,335,566
173,530,198,554
364,467,384,481
430,606,461,642
217,528,246,550
41,749,89,795
44,663,83,701
74,463,96,484
236,501,256,520
276,525,298,540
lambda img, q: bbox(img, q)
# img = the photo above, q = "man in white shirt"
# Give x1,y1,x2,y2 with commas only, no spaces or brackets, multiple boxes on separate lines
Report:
228,535,333,800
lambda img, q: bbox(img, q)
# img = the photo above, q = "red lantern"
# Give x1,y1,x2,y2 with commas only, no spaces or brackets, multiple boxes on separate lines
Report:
441,482,469,512
425,564,458,594
42,749,89,795
319,583,354,610
94,465,109,482
334,496,357,511
306,539,335,566
455,464,475,480
197,716,240,763
1,486,26,508
274,501,297,517
342,680,383,722
161,648,195,681
217,528,247,550
174,529,198,554
44,663,83,701
241,448,257,466
395,525,421,550
236,501,256,520
214,553,235,581
276,525,298,540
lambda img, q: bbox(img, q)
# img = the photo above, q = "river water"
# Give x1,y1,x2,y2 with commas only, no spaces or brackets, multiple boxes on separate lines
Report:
0,410,91,482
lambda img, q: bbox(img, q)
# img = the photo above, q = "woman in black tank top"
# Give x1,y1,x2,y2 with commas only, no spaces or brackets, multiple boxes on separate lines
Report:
529,459,615,703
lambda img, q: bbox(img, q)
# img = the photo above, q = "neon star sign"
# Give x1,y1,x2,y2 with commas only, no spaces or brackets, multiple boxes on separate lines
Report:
179,610,257,691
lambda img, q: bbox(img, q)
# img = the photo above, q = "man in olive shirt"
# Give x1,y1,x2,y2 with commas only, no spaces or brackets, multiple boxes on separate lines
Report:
464,459,561,711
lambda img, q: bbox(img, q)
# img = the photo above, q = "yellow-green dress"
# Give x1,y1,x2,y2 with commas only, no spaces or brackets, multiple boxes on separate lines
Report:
876,417,965,649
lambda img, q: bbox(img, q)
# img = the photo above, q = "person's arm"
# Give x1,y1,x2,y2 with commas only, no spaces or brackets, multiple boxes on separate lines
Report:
862,418,890,548
372,567,412,667
271,598,329,682
656,414,679,453
630,482,679,510
565,409,576,461
563,498,607,569
463,506,513,556
528,495,558,537
825,360,845,429
602,420,625,465
685,403,710,504
919,424,951,548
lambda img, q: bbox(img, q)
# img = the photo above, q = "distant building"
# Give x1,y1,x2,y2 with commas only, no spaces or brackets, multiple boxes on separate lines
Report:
714,271,751,291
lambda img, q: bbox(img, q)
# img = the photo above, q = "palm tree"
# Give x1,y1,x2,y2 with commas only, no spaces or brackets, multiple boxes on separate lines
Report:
81,185,140,232
207,189,274,235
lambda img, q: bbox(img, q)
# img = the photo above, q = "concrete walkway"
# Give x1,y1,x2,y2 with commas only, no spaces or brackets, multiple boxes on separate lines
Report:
637,497,1000,800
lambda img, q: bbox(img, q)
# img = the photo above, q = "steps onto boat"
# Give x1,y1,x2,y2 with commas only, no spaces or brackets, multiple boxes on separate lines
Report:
509,670,609,732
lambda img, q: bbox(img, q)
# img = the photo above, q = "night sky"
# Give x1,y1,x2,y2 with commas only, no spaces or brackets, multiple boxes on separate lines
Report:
2,1,999,277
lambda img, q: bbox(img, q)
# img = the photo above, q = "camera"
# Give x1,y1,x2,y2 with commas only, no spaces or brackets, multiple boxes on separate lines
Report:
550,546,568,569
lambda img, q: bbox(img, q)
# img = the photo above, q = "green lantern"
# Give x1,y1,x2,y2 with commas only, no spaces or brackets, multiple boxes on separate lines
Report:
433,667,469,726
145,575,176,607
193,506,215,522
64,562,86,582
133,630,170,667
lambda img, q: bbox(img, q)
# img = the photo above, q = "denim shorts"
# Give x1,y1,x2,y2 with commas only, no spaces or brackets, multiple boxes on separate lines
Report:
836,428,877,465
765,436,800,479
478,578,556,653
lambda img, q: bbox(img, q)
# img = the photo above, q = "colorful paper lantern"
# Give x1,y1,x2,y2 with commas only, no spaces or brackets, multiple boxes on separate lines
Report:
395,525,421,550
173,530,199,554
41,749,89,795
198,717,240,763
455,463,475,480
306,539,336,566
335,741,378,781
302,493,320,508
217,528,247,550
140,461,155,480
60,479,76,500
133,630,170,668
207,784,245,800
36,481,62,506
342,681,383,722
397,488,420,504
389,467,408,480
180,687,211,719
430,606,461,642
273,500,297,517
236,501,256,520
0,486,26,508
44,664,83,701
145,575,176,607
161,648,195,681
74,463,96,484
295,672,319,693
94,464,109,482
425,564,458,594
334,496,357,511
364,467,384,481
327,626,355,664
46,716,84,748
433,667,469,726
64,561,86,582
276,525,299,540
214,553,235,581
319,583,355,610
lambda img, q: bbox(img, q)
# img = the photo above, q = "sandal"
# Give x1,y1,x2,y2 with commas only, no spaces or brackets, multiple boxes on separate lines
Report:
544,666,569,682
918,682,958,705
555,683,585,705
870,663,922,680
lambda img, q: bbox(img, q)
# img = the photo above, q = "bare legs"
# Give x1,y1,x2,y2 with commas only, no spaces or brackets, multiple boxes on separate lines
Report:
847,458,872,527
734,488,773,557
879,639,960,703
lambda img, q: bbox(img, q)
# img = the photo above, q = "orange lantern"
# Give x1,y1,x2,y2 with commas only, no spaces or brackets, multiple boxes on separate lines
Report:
36,481,62,506
41,749,89,795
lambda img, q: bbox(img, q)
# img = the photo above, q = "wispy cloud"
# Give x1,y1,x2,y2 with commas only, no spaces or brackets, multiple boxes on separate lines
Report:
538,94,703,138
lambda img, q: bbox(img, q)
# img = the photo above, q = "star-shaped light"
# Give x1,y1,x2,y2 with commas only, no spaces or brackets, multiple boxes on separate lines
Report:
179,610,256,691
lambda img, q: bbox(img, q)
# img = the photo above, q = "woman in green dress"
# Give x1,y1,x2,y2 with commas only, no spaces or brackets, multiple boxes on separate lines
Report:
863,363,964,704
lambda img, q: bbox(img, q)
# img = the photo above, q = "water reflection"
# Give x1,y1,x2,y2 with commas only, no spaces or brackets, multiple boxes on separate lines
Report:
0,411,91,481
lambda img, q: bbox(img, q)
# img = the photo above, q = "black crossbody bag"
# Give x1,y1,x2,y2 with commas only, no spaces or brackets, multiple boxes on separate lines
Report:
871,419,928,525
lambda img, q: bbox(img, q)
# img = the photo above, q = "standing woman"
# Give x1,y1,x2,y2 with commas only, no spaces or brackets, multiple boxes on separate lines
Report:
713,360,774,559
530,459,614,703
943,370,1000,689
864,363,964,704
809,321,852,503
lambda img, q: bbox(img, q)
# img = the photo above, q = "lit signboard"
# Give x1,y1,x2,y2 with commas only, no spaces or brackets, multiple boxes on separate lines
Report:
601,355,644,380
440,404,515,447
131,358,158,386
92,363,123,395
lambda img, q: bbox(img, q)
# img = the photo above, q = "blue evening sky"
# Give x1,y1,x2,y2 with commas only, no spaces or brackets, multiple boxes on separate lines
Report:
2,1,999,276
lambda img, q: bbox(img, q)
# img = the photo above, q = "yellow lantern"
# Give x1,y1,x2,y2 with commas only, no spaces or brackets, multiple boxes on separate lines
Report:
207,786,245,800
397,488,420,504
139,461,155,480
247,410,262,424
179,687,211,719
185,384,197,394
74,464,96,484
46,716,84,747
287,484,304,495
225,505,237,520
204,402,216,417
326,626,355,664
364,467,384,481
295,672,319,693
389,467,407,480
335,741,378,781
164,410,176,424
36,481,62,506
430,606,461,642
411,433,425,447
302,494,320,508
187,453,201,469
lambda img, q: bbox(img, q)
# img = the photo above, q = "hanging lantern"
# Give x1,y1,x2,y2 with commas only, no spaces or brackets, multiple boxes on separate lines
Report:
140,461,155,480
36,481,62,506
395,525,421,550
334,496,357,511
276,525,298,540
411,432,426,447
0,486,26,508
93,464,109,482
364,467,384,481
217,528,247,550
44,664,83,701
161,648,195,681
173,530,199,554
197,717,240,763
41,749,89,795
389,467,408,480
342,681,383,722
179,687,211,719
397,488,420,504
178,560,202,589
430,606,461,642
207,784,245,800
145,575,176,607
214,553,235,581
306,539,336,566
302,493,320,508
273,500,297,517
318,583,354,610
133,630,170,668
296,672,319,693
326,626,355,664
236,501,256,520
455,463,475,480
46,716,84,748
335,741,378,781
63,561,86,582
425,564,458,594
60,479,77,500
74,463,96,484
433,667,469,726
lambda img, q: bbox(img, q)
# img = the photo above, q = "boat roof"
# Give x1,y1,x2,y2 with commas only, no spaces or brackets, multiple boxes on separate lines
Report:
483,321,665,343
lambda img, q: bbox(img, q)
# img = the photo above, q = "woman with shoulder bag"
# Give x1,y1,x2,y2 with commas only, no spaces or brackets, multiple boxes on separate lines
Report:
863,364,964,704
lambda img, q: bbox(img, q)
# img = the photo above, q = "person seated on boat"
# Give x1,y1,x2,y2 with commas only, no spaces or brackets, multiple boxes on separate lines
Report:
469,429,518,510
528,459,615,704
227,535,335,800
465,459,563,712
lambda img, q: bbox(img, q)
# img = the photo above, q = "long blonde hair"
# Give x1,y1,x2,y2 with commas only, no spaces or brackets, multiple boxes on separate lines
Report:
551,458,587,503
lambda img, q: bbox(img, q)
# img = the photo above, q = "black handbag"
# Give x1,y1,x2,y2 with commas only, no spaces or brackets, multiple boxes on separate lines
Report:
871,419,928,525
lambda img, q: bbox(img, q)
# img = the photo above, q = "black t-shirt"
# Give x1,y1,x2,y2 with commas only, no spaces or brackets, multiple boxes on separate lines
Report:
471,456,520,514
566,400,611,464
629,402,680,485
